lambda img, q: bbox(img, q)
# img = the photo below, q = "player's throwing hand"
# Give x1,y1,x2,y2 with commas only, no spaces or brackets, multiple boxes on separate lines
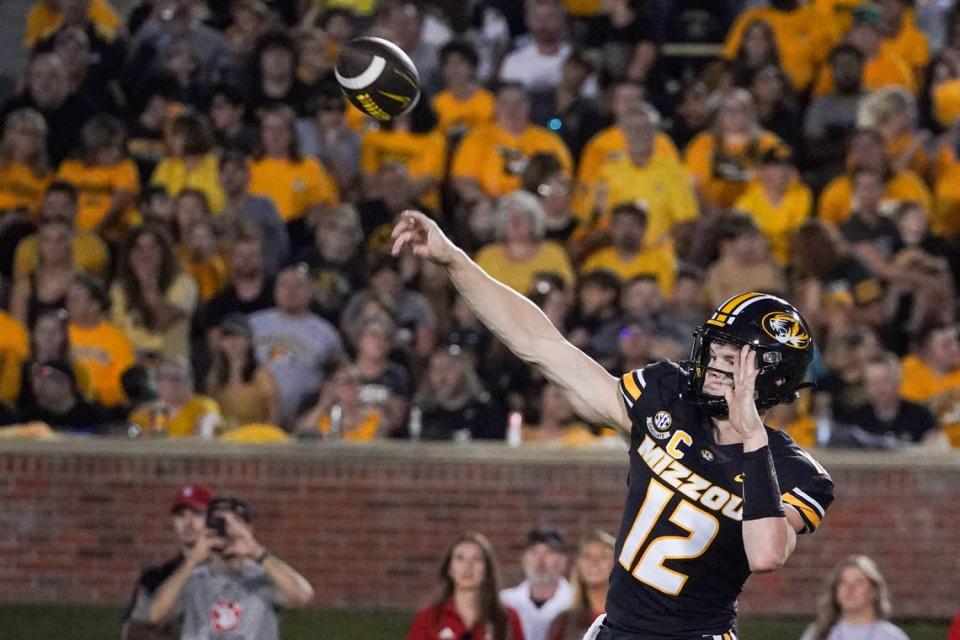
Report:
391,210,459,266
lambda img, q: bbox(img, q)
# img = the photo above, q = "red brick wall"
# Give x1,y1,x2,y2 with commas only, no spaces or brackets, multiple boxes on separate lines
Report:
1,440,957,619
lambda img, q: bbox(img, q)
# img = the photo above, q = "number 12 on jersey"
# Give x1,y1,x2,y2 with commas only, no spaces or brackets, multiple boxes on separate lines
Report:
618,478,720,595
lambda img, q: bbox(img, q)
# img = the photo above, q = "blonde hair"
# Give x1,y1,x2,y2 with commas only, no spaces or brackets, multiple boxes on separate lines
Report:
809,555,892,640
559,530,616,640
0,108,49,175
857,87,914,129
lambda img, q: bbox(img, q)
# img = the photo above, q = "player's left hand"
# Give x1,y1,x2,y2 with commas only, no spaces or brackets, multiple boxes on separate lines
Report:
222,511,264,560
723,345,766,446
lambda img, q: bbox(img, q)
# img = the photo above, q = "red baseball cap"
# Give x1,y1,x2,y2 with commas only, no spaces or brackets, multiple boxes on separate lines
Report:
171,484,214,513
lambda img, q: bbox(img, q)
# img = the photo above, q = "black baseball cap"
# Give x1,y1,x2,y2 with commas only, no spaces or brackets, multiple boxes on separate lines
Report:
526,527,565,551
207,496,252,523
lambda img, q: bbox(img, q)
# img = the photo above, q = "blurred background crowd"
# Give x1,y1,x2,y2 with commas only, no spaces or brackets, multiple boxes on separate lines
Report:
1,0,959,449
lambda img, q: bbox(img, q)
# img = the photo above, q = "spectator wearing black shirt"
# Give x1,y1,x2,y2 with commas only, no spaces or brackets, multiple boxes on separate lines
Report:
247,31,315,116
351,316,413,437
841,168,907,276
17,359,106,431
207,84,258,155
121,484,214,640
413,345,505,441
295,204,367,324
522,152,579,245
532,52,603,161
846,352,944,446
195,235,274,351
1,53,96,166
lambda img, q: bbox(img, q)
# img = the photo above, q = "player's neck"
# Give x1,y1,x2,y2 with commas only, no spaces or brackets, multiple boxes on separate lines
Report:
710,418,743,445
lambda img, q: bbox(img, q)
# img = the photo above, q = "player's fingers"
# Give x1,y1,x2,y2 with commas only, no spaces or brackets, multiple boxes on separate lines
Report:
391,213,419,239
391,232,413,256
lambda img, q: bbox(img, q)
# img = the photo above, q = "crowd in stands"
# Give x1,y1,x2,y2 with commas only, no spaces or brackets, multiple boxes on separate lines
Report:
2,0,960,448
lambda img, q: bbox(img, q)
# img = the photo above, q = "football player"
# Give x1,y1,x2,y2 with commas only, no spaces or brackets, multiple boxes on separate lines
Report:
392,210,834,640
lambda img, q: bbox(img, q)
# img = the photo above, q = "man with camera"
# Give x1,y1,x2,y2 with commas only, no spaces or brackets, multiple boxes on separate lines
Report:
147,496,314,640
123,484,214,640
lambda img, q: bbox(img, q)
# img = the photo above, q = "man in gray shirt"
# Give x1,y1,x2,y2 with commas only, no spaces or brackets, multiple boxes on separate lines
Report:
217,151,290,276
147,497,314,640
250,265,343,427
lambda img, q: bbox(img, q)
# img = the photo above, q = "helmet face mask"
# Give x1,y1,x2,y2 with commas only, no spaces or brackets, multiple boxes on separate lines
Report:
682,293,814,418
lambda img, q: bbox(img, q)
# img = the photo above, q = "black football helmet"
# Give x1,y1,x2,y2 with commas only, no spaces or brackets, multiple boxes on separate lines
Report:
682,292,814,417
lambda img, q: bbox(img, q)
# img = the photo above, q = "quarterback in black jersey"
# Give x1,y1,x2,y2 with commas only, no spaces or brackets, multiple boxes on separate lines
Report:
392,211,835,640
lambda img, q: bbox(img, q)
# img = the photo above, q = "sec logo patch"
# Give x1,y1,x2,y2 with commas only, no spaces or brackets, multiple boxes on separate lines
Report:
646,411,672,440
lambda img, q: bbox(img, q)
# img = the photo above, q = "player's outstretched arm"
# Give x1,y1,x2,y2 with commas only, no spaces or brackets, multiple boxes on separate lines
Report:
392,210,631,436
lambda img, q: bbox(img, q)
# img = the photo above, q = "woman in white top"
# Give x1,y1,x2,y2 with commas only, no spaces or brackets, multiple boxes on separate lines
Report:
800,555,908,640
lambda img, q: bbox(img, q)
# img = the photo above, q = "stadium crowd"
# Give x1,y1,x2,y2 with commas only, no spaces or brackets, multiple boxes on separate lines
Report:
1,0,960,449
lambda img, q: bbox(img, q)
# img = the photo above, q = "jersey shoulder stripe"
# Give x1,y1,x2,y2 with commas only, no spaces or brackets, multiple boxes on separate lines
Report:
620,370,646,406
782,488,826,532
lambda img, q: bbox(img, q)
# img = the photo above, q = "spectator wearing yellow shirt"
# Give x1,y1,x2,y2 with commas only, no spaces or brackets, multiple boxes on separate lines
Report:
66,273,135,407
151,114,226,214
576,80,679,198
522,383,597,447
431,41,495,137
724,0,838,92
56,114,139,237
0,108,52,216
581,203,677,295
451,83,573,201
131,357,223,438
703,215,787,309
172,190,228,301
0,309,93,409
248,105,339,245
111,225,198,359
586,104,699,245
360,100,446,211
899,323,960,446
812,5,914,97
877,0,930,77
204,314,280,430
295,362,383,441
26,0,120,48
818,128,931,225
475,190,575,295
733,145,812,264
857,86,930,179
685,89,783,210
931,123,960,237
13,181,110,280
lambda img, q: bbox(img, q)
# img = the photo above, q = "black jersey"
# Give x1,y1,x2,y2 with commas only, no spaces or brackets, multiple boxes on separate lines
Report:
604,360,835,639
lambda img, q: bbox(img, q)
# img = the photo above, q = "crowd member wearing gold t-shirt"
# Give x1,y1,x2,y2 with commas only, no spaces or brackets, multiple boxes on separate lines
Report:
899,322,960,446
204,313,280,430
173,190,228,302
150,114,226,214
248,104,338,246
25,0,119,48
66,273,135,407
0,108,52,217
474,190,575,295
360,99,446,211
583,104,698,245
451,82,572,201
732,145,811,264
577,80,680,196
431,40,495,137
56,114,139,238
811,5,914,97
581,203,677,296
12,181,110,280
685,88,783,210
856,86,930,179
111,225,198,359
818,127,931,225
295,362,383,441
130,357,222,438
522,382,597,447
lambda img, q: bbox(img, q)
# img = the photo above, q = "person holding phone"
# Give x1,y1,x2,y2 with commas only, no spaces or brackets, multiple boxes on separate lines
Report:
147,496,314,640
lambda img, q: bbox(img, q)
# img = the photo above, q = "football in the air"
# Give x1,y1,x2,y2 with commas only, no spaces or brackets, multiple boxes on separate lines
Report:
335,37,421,121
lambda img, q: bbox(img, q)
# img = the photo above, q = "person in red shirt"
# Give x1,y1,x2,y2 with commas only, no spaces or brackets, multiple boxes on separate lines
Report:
408,532,526,640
